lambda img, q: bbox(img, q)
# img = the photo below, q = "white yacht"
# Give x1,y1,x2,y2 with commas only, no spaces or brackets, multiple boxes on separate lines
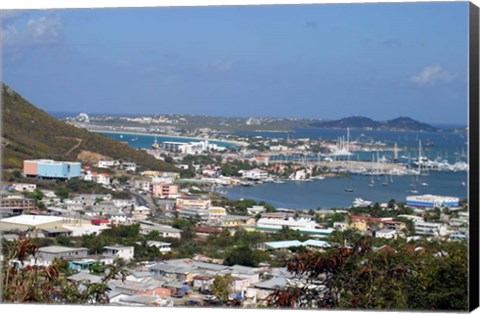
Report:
353,198,372,207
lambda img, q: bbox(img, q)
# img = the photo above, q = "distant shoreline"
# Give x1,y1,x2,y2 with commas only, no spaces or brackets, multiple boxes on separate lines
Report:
92,129,249,147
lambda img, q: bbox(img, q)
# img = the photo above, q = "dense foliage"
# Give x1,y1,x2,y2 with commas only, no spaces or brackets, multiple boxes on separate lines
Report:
267,238,468,310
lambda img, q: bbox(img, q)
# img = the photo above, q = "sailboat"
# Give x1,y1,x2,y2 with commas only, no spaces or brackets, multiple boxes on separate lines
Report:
382,175,389,186
369,175,374,187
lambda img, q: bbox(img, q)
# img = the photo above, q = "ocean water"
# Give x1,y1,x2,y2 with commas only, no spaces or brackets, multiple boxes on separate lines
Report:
100,127,469,210
223,171,468,210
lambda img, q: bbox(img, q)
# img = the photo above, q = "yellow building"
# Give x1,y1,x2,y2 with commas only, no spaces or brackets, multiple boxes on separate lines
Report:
175,196,211,209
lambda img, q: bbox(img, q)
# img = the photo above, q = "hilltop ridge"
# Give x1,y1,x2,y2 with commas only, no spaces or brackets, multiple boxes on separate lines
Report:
1,83,178,172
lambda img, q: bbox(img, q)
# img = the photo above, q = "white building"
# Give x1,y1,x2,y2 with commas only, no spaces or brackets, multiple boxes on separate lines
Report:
12,183,37,193
415,221,449,237
146,241,172,254
255,217,334,238
243,168,268,181
83,171,111,186
103,245,135,261
374,229,397,239
98,160,120,168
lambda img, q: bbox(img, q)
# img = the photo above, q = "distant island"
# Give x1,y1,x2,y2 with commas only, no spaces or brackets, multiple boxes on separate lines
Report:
63,111,440,134
309,116,438,132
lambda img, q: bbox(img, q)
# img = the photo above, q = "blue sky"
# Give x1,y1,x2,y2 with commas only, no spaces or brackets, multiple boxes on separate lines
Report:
1,2,470,124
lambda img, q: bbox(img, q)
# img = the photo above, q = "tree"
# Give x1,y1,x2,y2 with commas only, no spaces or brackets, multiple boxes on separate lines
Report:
266,240,468,311
211,275,234,303
1,237,128,304
224,246,260,267
56,187,69,200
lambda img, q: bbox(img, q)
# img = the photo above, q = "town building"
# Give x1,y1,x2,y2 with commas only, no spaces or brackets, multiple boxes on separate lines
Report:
414,221,449,237
175,196,211,210
37,246,89,263
0,193,37,216
152,183,179,198
23,159,82,180
83,171,111,186
406,194,460,209
98,160,120,168
138,221,182,238
103,245,135,261
241,168,269,181
12,183,37,193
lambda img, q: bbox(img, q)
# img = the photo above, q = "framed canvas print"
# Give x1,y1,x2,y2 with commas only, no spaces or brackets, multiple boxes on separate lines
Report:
0,0,479,313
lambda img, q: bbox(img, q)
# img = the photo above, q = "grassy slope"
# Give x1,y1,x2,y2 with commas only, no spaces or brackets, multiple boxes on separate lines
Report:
1,83,178,172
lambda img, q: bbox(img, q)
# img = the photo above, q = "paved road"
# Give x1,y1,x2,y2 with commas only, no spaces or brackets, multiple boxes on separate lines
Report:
130,190,155,209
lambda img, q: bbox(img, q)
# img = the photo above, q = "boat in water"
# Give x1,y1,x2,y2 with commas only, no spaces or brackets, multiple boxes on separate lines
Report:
353,198,372,207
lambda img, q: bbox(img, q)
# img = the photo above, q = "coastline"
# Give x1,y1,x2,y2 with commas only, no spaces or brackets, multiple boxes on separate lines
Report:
91,129,249,147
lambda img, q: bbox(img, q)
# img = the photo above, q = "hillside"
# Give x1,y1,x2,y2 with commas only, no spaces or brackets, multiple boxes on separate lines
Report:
1,83,178,172
310,116,437,132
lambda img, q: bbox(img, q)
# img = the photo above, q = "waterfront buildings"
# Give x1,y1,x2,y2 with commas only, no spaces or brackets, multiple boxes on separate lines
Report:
406,194,460,209
23,159,82,180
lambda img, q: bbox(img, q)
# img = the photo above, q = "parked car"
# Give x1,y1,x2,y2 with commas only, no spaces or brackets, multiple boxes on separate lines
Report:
186,300,201,306
172,291,185,298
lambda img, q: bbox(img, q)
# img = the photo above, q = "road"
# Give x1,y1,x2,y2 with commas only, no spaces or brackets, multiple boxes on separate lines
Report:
129,190,155,209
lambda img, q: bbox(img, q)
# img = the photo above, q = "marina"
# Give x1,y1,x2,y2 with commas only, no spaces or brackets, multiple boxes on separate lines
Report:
223,170,467,210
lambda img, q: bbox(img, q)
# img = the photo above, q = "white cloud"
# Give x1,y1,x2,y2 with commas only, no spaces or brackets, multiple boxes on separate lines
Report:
411,65,455,86
3,13,62,46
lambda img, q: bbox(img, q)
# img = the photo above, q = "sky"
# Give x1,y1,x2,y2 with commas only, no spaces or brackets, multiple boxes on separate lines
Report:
0,2,470,124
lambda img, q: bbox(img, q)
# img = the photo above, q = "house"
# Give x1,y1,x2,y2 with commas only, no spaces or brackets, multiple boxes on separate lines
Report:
131,205,151,220
247,205,266,215
220,215,254,228
98,160,120,168
208,206,227,221
374,229,398,239
121,162,137,172
139,221,182,238
12,183,37,193
83,171,111,186
37,246,89,263
145,241,172,254
103,245,135,261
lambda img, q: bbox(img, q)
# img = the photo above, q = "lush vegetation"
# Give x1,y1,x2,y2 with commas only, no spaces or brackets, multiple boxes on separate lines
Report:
267,238,468,310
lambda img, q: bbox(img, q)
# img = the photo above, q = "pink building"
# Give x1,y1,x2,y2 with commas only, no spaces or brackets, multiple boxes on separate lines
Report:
152,183,179,198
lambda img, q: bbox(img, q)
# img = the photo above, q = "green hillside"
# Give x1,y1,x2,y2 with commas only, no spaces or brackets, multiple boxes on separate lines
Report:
1,83,178,173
